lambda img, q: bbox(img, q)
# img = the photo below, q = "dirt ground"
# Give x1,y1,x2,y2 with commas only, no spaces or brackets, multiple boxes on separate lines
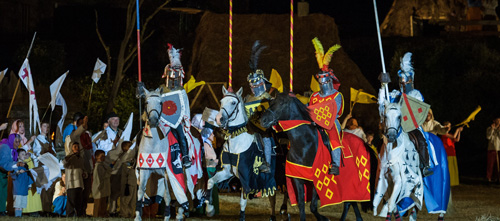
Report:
189,183,500,221
0,182,498,220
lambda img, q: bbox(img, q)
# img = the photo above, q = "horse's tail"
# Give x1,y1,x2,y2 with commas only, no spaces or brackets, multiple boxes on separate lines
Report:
361,143,379,213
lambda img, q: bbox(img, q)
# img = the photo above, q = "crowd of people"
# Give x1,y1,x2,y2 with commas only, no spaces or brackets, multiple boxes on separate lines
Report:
0,111,139,218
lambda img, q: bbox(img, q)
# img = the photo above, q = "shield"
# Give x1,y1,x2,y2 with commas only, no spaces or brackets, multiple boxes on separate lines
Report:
399,93,430,132
245,100,270,131
160,90,186,128
307,100,337,130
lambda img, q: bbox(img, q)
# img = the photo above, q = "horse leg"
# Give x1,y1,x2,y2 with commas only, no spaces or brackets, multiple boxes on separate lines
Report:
310,186,328,221
269,194,276,221
280,191,290,221
239,190,248,221
352,202,363,221
292,178,306,221
162,171,171,221
206,164,233,217
340,203,350,221
409,207,417,221
135,169,151,221
387,166,402,214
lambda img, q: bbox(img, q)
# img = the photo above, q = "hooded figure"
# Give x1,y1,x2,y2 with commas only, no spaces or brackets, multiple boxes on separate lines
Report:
0,134,21,162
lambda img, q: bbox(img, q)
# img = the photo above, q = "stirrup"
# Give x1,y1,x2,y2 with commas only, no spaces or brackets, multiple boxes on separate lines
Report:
182,156,191,168
422,166,434,177
259,162,271,173
329,165,340,175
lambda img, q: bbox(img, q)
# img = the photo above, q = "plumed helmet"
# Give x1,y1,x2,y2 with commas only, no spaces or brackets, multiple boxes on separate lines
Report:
163,43,185,89
247,40,270,97
311,37,342,94
398,52,415,93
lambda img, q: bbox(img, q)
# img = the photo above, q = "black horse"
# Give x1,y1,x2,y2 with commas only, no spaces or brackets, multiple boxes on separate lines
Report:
260,93,376,221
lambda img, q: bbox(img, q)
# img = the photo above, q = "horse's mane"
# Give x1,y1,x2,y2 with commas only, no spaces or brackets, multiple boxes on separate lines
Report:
276,93,312,122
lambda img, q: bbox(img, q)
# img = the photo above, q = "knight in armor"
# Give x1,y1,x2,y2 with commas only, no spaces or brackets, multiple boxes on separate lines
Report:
309,38,343,175
244,40,273,173
391,52,437,177
161,44,191,168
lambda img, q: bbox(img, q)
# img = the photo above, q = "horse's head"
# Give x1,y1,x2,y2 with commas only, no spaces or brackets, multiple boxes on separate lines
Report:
384,101,402,143
144,87,164,127
216,86,246,129
261,93,311,128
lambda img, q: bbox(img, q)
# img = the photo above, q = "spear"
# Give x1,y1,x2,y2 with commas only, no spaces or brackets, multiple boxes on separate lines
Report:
372,0,390,101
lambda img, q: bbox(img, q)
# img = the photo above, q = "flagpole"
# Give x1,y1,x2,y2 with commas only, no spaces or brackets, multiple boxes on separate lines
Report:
87,81,94,113
136,0,143,128
1,32,37,139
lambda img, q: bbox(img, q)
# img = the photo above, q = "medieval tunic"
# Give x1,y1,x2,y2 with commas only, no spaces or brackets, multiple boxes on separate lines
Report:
309,91,344,151
486,125,500,181
441,135,459,186
22,158,42,213
0,145,16,213
119,147,138,218
63,151,84,216
92,161,111,217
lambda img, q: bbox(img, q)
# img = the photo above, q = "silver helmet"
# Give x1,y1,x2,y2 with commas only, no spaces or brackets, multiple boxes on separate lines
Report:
162,43,185,89
398,52,414,94
248,40,269,97
315,69,340,97
247,70,271,97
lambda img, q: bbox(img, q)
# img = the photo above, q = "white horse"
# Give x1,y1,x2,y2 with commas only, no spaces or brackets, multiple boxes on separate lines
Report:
135,88,201,221
373,102,424,221
205,86,276,220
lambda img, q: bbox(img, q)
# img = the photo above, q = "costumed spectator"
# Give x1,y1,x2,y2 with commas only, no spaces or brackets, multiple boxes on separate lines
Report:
2,133,23,215
119,141,137,218
0,140,19,216
32,121,56,166
64,142,85,217
482,0,499,31
441,122,463,186
160,44,192,168
9,120,35,151
52,172,67,216
422,109,451,136
62,112,84,143
342,113,367,142
22,147,42,216
486,117,500,183
0,122,7,131
365,131,379,158
11,148,34,217
309,38,344,175
69,115,93,214
244,40,273,173
92,150,111,218
91,121,109,153
95,112,122,215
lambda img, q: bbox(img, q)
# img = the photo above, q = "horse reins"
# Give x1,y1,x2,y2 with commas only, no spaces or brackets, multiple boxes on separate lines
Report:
145,94,163,125
221,94,241,128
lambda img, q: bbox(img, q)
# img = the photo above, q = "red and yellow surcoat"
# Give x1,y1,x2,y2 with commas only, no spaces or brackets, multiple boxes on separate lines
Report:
308,91,344,150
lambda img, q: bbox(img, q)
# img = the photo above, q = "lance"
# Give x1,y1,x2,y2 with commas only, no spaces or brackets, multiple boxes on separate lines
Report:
136,0,143,128
372,0,390,101
2,32,37,139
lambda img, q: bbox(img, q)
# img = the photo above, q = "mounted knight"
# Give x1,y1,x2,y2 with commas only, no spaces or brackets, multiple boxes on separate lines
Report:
159,43,191,168
308,37,343,175
383,52,436,177
244,40,274,173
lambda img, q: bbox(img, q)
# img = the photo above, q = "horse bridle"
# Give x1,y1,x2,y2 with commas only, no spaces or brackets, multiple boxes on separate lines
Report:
221,94,241,127
384,107,402,137
145,94,163,125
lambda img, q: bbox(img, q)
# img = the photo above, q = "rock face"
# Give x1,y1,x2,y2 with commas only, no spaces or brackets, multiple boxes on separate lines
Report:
188,12,379,130
381,0,467,36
